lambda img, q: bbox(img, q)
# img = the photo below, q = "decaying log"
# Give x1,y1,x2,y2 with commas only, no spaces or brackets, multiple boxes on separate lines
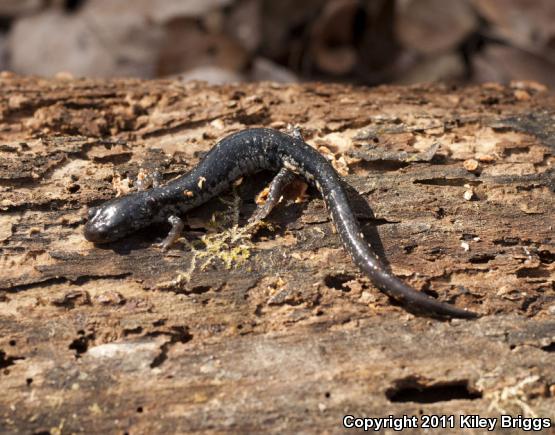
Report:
0,74,553,433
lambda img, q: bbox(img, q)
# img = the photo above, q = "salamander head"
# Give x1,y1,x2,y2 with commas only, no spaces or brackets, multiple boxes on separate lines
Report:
84,193,158,244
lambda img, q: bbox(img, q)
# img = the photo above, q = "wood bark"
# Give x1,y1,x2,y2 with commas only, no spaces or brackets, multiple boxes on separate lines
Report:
0,75,553,433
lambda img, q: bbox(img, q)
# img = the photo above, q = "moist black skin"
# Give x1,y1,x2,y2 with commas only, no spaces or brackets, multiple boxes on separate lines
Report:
84,128,478,319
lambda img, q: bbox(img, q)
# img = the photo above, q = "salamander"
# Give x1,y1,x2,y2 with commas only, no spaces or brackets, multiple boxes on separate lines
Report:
84,128,478,319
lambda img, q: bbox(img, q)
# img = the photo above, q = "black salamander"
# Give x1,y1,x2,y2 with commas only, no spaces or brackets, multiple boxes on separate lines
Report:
84,128,478,319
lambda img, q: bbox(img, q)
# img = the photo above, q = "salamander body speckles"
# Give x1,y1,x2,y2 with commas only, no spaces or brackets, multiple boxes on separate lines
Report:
84,128,477,319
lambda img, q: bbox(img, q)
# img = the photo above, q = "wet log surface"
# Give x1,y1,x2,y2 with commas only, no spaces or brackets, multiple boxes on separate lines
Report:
0,75,554,433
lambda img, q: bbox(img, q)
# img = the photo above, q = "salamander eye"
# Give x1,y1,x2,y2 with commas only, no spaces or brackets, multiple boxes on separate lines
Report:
87,206,98,219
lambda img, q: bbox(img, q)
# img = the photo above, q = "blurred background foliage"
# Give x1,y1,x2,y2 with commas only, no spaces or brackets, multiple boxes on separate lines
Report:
1,0,554,86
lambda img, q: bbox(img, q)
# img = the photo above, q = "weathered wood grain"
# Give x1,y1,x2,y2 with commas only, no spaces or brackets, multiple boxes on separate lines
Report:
0,75,553,434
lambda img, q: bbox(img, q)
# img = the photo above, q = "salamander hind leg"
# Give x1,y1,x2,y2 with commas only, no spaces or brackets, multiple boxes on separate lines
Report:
286,125,304,141
248,167,297,225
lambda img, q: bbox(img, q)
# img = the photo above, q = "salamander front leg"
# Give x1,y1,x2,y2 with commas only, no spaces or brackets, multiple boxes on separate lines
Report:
248,167,297,225
157,215,184,251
